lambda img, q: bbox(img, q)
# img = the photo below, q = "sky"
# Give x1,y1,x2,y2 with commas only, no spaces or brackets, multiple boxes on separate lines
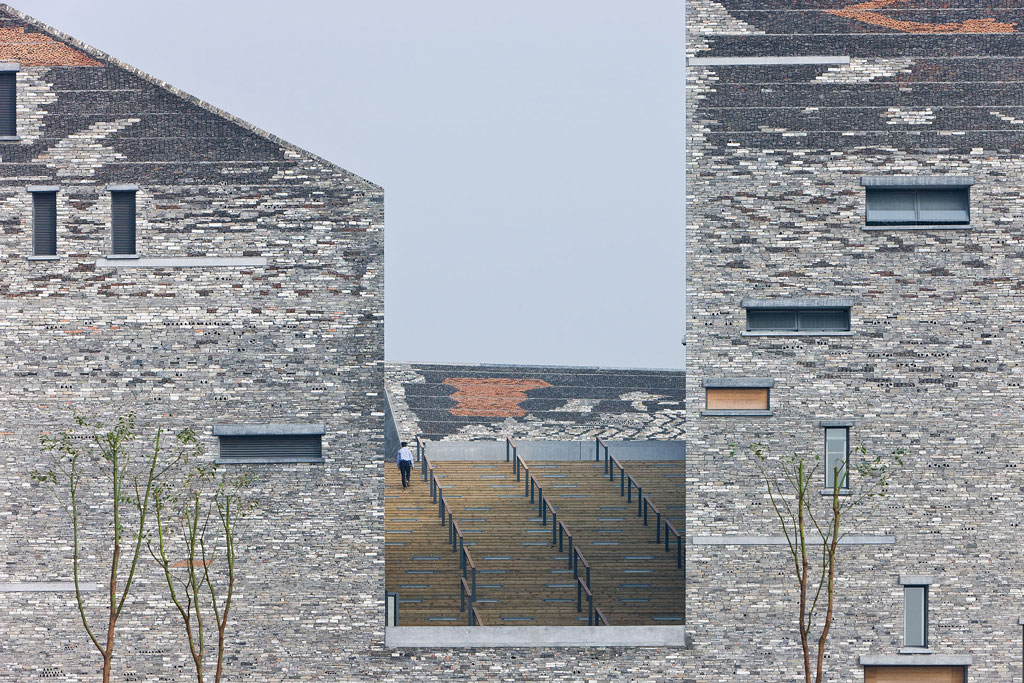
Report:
15,1,686,370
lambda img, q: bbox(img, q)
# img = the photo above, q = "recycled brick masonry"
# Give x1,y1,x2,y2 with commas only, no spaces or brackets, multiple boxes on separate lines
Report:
687,1,1024,680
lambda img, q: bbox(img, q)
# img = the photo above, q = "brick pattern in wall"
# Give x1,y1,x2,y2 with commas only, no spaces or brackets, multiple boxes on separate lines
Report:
687,1,1024,680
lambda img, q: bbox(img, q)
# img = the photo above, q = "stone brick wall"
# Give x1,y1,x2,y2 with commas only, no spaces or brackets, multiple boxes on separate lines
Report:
687,1,1024,680
0,4,388,680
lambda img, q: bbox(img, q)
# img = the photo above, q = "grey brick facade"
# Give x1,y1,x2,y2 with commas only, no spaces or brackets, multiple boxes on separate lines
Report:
687,1,1024,680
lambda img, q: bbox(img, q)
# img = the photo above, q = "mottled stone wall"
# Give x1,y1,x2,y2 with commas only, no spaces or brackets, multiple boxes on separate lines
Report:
687,1,1024,681
0,4,388,680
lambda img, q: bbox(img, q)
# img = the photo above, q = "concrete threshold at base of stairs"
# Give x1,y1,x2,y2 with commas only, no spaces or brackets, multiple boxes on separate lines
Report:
385,625,690,648
424,440,685,461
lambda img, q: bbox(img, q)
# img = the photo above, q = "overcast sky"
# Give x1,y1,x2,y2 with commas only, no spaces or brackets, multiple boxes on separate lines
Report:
16,1,686,370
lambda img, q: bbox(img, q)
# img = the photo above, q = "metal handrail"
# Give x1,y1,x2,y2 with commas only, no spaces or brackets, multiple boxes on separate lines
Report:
573,546,591,589
596,436,610,472
415,436,426,465
595,606,609,626
471,604,484,626
513,448,528,483
506,436,517,464
422,451,433,483
557,519,573,561
643,495,663,543
576,576,595,625
603,446,685,574
528,474,541,504
664,520,683,570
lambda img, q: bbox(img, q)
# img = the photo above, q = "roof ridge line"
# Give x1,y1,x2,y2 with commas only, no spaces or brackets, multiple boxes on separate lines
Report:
0,3,382,191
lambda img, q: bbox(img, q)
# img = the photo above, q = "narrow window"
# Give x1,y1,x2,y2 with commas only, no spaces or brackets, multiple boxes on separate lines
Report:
110,190,137,255
824,427,849,489
706,387,769,411
0,70,15,137
866,187,969,226
904,585,928,648
747,308,850,333
31,190,57,256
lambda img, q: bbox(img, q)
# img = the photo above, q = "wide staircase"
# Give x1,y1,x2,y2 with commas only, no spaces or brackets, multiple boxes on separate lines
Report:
615,460,686,533
384,464,462,625
527,461,685,625
429,461,587,625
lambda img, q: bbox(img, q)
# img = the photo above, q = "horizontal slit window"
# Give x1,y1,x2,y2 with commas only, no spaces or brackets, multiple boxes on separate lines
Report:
706,387,768,411
747,308,849,332
866,187,969,226
217,434,323,463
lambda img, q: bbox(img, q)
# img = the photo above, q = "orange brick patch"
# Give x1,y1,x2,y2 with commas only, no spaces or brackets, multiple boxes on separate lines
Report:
826,0,1016,34
0,27,102,66
443,378,552,418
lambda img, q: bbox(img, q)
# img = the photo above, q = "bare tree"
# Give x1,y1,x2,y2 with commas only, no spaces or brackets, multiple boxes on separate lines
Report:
148,440,255,683
32,413,186,683
745,442,905,683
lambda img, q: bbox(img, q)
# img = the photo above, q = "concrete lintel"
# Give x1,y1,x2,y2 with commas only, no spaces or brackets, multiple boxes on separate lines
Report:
0,582,98,592
741,297,854,310
688,56,850,66
860,654,971,667
26,185,59,193
105,183,139,192
0,62,19,71
818,488,852,497
385,625,690,648
702,377,774,388
820,420,855,427
692,535,895,546
899,575,934,586
700,410,774,417
1018,618,1024,625
213,423,325,436
861,175,974,187
96,257,268,268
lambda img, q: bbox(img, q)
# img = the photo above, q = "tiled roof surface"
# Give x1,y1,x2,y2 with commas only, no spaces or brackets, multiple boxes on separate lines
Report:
691,0,1024,153
386,362,685,442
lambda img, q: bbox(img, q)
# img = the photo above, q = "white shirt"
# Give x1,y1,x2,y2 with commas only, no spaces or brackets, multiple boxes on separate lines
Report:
396,446,414,464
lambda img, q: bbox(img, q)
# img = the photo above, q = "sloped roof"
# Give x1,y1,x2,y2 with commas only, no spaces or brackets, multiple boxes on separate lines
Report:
386,362,685,442
0,3,380,188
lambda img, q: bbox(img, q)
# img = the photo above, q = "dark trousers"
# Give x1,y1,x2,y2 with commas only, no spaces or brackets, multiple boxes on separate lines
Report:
399,460,412,487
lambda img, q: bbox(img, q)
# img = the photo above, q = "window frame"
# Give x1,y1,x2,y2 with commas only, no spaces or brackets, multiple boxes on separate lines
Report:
28,186,59,258
106,184,140,257
861,176,974,231
824,426,849,490
746,307,851,333
701,378,774,417
212,423,326,465
903,584,929,649
0,63,18,139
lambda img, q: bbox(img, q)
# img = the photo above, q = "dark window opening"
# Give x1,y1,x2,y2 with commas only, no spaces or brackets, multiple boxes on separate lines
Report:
110,190,137,255
31,191,57,256
0,71,15,137
866,187,969,226
746,308,850,332
217,434,323,463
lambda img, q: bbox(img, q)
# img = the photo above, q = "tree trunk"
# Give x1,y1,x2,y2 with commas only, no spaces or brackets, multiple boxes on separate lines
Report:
102,651,112,683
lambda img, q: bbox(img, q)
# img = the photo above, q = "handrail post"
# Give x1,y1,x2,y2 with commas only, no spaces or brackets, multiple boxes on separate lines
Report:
588,592,594,626
506,439,510,463
643,497,648,526
460,579,465,612
620,465,625,496
460,537,465,572
566,534,573,569
626,477,632,503
637,485,643,516
539,489,544,521
656,511,662,543
665,521,670,551
677,533,682,569
551,510,557,546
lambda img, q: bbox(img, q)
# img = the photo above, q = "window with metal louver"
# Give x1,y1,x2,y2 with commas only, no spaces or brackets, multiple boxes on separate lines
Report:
32,191,57,256
110,190,136,255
